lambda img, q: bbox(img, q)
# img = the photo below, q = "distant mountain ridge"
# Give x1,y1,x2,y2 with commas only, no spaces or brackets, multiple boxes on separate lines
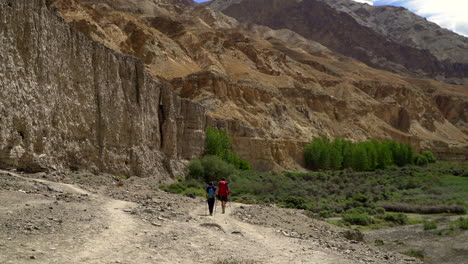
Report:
210,0,468,84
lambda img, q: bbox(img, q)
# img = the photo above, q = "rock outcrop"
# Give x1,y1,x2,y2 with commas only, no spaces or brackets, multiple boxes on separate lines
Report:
0,0,206,178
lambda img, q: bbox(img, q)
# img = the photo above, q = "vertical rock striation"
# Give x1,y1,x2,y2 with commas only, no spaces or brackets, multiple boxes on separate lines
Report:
0,0,206,178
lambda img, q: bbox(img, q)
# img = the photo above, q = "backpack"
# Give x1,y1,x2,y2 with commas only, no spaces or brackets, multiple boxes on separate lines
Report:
207,186,216,198
218,180,229,196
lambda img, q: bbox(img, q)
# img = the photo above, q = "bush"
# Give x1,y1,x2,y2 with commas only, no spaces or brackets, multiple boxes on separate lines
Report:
187,159,204,179
352,193,369,204
375,207,386,215
284,196,307,209
382,213,408,225
422,151,436,163
382,204,466,214
160,179,205,196
423,220,437,230
160,182,186,194
414,154,428,166
343,213,373,226
187,156,236,183
319,210,335,219
454,217,468,230
402,250,424,260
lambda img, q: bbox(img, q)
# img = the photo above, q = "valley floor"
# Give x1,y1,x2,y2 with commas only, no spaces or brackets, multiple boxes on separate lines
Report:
0,170,424,264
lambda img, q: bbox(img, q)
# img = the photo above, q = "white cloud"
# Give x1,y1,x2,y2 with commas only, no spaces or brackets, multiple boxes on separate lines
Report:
352,0,468,37
352,0,374,5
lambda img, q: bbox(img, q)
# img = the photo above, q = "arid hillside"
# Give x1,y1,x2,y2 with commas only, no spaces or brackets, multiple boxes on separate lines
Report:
0,0,467,177
52,0,467,168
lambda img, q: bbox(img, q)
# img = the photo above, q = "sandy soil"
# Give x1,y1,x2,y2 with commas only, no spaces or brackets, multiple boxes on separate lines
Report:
0,170,423,264
365,215,468,264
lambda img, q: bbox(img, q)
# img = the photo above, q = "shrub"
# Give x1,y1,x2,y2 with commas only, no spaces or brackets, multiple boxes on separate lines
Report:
319,210,335,219
187,159,204,179
353,193,369,204
284,196,307,209
382,204,466,214
402,250,424,260
382,213,408,225
422,151,436,163
375,207,386,215
183,187,205,197
187,156,236,183
454,217,468,230
414,154,428,166
343,213,373,226
423,220,437,230
160,182,186,194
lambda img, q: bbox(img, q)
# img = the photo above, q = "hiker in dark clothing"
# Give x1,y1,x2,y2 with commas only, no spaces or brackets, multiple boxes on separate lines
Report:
217,178,230,214
206,182,217,216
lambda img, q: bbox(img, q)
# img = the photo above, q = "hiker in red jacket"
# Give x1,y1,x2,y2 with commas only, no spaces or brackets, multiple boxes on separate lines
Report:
217,178,230,214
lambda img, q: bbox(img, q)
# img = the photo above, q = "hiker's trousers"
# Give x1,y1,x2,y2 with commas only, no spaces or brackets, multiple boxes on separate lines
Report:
207,198,215,214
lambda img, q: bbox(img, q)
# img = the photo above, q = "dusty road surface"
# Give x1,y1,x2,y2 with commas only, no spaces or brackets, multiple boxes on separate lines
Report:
0,170,421,264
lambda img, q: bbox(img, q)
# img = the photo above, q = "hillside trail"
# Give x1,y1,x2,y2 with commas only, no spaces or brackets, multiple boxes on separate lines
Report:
1,170,153,264
1,171,356,264
183,202,352,264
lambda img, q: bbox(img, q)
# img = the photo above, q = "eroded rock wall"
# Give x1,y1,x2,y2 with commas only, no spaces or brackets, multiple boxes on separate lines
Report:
0,0,206,178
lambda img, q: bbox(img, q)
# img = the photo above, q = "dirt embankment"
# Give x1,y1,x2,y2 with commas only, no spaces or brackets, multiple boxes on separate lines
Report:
0,170,422,264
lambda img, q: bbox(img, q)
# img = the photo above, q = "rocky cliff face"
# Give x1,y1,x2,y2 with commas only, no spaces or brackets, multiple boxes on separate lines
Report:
212,0,468,85
0,0,206,178
0,0,467,178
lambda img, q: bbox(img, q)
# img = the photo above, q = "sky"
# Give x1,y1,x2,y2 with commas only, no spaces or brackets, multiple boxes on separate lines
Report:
195,0,468,37
347,0,468,37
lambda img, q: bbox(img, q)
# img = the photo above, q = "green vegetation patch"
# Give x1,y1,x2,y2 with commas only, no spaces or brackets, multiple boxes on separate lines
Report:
423,220,437,230
402,249,425,260
304,137,435,171
162,128,467,231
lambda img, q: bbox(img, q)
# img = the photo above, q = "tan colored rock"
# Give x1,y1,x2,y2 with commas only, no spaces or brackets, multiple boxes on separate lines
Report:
0,0,206,178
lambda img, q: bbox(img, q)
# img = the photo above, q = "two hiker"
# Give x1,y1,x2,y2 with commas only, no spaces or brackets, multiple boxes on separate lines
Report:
206,178,230,216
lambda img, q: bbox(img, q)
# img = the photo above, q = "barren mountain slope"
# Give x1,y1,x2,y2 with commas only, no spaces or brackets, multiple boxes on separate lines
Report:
318,0,468,63
50,0,467,169
1,0,466,177
212,0,468,85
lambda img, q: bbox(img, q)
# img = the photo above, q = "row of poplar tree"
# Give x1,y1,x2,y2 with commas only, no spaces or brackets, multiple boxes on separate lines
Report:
304,136,436,171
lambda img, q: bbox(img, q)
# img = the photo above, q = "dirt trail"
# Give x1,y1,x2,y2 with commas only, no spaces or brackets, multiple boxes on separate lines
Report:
0,171,153,264
0,171,417,263
186,203,352,264
69,199,143,263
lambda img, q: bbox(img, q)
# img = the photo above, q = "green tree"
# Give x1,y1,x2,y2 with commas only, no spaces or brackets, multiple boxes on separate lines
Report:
365,141,378,170
304,136,330,170
404,144,414,165
205,126,250,170
352,144,369,171
342,140,354,169
376,141,393,169
205,126,231,158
